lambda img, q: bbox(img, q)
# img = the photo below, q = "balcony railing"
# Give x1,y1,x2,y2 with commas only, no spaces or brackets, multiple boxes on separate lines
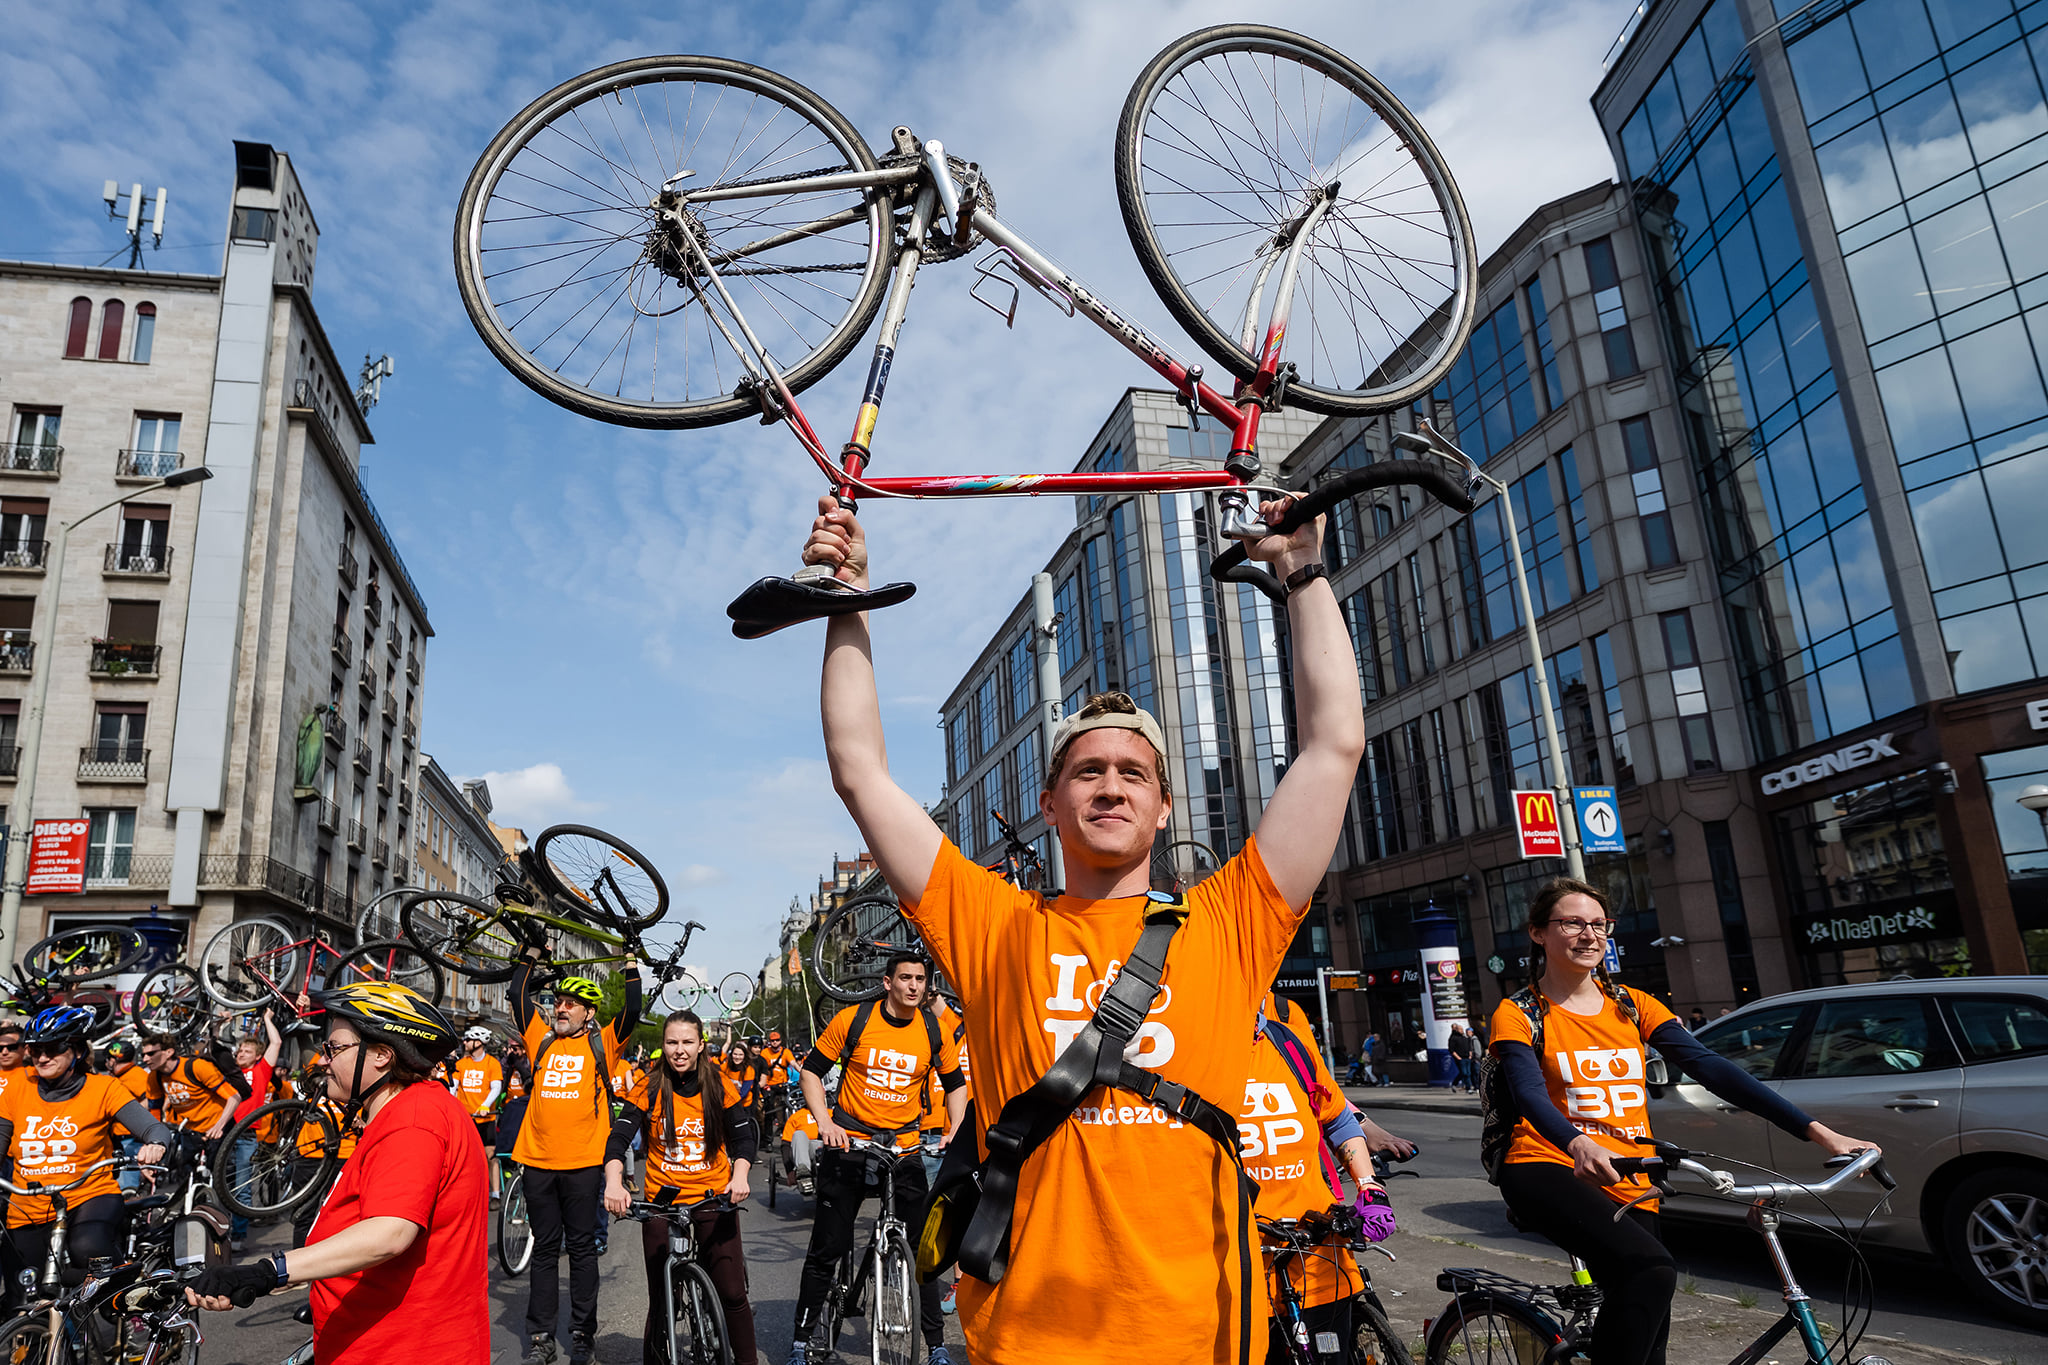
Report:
402,720,416,747
0,443,61,475
386,631,401,660
78,742,148,782
0,542,48,571
117,448,182,480
0,746,15,778
391,855,410,883
104,544,172,576
84,852,174,889
90,641,159,676
405,652,421,684
371,838,389,868
380,691,397,723
318,797,341,833
196,854,353,929
324,714,346,750
376,762,393,795
331,626,351,667
364,593,382,628
352,738,372,773
346,820,366,852
397,782,414,815
358,668,376,699
338,549,358,589
0,640,33,674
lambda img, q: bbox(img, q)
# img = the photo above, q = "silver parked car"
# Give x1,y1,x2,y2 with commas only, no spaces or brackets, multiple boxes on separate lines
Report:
1647,977,2048,1328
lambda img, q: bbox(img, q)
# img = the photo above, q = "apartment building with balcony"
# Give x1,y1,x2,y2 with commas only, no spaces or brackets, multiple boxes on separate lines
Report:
415,759,513,1023
0,140,430,961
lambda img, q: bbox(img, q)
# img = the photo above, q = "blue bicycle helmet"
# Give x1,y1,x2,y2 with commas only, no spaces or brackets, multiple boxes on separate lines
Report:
27,1005,95,1050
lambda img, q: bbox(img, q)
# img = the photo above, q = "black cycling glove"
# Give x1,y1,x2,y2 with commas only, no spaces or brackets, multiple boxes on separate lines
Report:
190,1260,281,1307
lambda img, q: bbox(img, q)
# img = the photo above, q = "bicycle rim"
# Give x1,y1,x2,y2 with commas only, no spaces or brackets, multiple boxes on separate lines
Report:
810,895,916,1003
716,971,756,1012
131,964,206,1040
24,924,147,983
455,54,894,429
1424,1295,1564,1365
216,1102,336,1217
677,1261,731,1365
1117,25,1477,413
498,1177,535,1276
400,893,520,984
199,916,305,1010
0,1313,49,1365
531,824,670,929
1356,1297,1416,1365
1150,837,1222,895
329,938,447,1006
869,1240,916,1365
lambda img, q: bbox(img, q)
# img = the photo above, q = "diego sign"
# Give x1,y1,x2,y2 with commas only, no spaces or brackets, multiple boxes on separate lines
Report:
1759,733,1899,796
26,819,90,895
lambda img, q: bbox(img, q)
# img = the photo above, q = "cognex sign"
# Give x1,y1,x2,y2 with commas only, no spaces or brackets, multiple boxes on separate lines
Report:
1759,733,1899,796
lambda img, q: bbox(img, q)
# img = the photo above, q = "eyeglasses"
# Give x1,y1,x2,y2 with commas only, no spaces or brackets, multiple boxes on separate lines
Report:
1546,917,1618,939
27,1043,71,1059
0,1041,23,1051
319,1039,360,1063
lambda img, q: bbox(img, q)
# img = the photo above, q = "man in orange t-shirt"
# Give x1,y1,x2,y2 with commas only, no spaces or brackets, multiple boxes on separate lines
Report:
802,490,1362,1365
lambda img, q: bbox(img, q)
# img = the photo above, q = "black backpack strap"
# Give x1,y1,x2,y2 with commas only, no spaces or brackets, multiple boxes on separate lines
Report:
532,1029,613,1120
829,998,949,1135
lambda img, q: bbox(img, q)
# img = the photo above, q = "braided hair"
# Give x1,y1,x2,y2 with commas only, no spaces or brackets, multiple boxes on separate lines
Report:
644,1010,726,1164
1523,877,1630,1019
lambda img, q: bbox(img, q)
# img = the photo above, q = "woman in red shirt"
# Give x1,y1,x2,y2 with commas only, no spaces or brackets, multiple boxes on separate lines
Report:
186,981,489,1365
603,1010,758,1365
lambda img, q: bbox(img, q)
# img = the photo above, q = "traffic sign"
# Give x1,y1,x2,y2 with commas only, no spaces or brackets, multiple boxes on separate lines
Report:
1512,790,1564,858
1604,936,1622,973
1573,787,1627,854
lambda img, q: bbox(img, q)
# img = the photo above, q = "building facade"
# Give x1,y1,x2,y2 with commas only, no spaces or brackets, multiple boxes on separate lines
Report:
0,141,430,971
414,760,512,1022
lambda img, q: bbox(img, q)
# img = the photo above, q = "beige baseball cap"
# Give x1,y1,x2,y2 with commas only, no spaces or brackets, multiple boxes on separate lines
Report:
1050,697,1167,761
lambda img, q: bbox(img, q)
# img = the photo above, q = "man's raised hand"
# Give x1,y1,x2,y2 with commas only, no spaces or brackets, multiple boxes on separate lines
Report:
803,494,868,590
1245,495,1326,577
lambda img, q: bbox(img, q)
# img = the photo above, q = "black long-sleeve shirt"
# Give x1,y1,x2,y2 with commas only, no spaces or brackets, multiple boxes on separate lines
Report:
604,1070,758,1170
1498,1018,1816,1158
513,953,641,1049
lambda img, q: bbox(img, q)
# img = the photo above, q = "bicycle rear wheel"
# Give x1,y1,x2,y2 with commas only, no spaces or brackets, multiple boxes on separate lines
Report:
673,1258,733,1365
868,1233,917,1365
1150,837,1222,895
21,923,148,984
498,1169,535,1276
1116,25,1477,414
716,972,756,1012
329,938,448,1006
214,1101,339,1219
531,824,670,930
198,916,306,1010
0,1314,47,1365
1422,1291,1570,1365
809,895,921,1004
131,962,207,1041
400,892,521,984
455,55,895,429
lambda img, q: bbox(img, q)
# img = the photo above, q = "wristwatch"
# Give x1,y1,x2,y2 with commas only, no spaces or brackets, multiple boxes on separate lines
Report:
1283,562,1329,597
268,1250,290,1287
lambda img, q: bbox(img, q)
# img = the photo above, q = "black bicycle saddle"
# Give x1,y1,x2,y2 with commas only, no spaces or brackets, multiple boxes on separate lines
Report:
726,574,917,639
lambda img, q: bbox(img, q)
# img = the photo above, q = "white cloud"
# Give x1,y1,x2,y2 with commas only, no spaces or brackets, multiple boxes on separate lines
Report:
474,762,601,828
678,864,726,888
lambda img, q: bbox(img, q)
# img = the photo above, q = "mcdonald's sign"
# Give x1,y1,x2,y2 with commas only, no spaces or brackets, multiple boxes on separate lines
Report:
1513,789,1565,858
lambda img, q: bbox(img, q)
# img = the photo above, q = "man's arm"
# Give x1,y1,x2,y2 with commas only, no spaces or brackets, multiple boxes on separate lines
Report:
512,953,540,1026
806,496,945,904
611,963,642,1045
1242,502,1365,909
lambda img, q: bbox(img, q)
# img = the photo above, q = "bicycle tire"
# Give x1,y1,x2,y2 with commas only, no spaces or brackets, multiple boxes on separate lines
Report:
530,824,670,930
869,1231,917,1365
1150,837,1222,895
1422,1290,1570,1365
454,54,895,430
716,972,756,1012
131,962,206,1041
1115,25,1478,415
198,915,307,1010
498,1169,535,1276
21,923,149,984
400,892,521,985
673,1258,733,1365
809,895,922,1004
354,884,417,946
213,1100,340,1219
328,938,448,1006
0,1313,48,1365
1355,1295,1416,1365
765,1135,781,1210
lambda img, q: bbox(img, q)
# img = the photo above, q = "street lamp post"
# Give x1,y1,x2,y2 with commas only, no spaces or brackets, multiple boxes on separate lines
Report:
1395,420,1584,879
2016,784,2048,842
0,467,214,951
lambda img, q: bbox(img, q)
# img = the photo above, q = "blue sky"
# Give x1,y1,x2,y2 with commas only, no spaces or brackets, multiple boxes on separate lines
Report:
0,0,1625,978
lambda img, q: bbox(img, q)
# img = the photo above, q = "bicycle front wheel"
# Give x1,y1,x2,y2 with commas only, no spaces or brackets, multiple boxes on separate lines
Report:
198,915,306,1010
1356,1294,1416,1365
531,824,670,930
674,1258,733,1365
1423,1291,1570,1365
716,972,756,1012
214,1101,339,1219
455,55,895,429
22,923,148,984
0,1313,48,1365
329,938,448,1006
498,1170,535,1276
131,962,207,1041
810,895,918,1004
868,1234,917,1365
1150,838,1221,896
400,892,521,984
1116,25,1477,414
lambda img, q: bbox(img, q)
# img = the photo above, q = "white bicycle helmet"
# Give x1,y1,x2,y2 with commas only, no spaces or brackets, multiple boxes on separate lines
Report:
463,1025,493,1043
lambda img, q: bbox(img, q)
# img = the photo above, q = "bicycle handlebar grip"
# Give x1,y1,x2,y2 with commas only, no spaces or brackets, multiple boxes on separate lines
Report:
1871,1156,1897,1191
1208,460,1482,604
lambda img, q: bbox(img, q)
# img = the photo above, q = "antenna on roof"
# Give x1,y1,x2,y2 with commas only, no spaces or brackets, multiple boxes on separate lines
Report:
103,181,168,270
355,353,396,415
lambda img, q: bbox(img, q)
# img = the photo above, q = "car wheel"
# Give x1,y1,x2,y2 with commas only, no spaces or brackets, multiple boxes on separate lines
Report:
1941,1165,2048,1329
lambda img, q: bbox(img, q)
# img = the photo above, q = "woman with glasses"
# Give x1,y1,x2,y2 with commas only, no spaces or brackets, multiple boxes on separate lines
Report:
1489,878,1879,1365
0,1007,171,1280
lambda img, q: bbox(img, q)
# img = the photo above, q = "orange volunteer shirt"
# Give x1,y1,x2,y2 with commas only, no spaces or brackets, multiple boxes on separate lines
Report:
513,1016,627,1170
298,1094,361,1162
451,1054,504,1117
1242,1019,1362,1311
1490,987,1676,1208
904,836,1298,1365
0,1073,130,1225
115,1065,160,1107
506,1069,527,1101
814,1001,960,1149
780,1106,819,1144
161,1058,236,1133
624,1071,731,1200
923,1001,971,1133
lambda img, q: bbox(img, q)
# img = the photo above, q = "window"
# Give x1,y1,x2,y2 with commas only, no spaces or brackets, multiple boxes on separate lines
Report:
12,409,60,452
1443,297,1538,462
1661,610,1717,770
93,702,147,761
131,415,179,476
1945,996,2048,1062
116,504,170,571
64,298,91,358
1054,574,1083,676
131,303,156,363
0,500,47,569
976,673,1000,755
85,809,136,885
1621,416,1677,568
946,708,970,784
1086,444,1125,518
1584,238,1639,379
106,601,159,646
1795,998,1942,1078
1558,448,1597,592
97,301,124,362
1696,1003,1805,1078
230,206,276,242
1512,463,1571,615
1014,731,1041,804
1591,632,1635,787
981,765,1006,851
1524,274,1564,411
1008,633,1036,725
0,701,17,771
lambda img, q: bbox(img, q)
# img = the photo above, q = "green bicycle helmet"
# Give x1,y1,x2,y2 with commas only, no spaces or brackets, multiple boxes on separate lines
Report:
555,976,603,1007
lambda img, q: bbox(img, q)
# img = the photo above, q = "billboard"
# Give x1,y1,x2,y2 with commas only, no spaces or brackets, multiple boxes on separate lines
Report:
1512,790,1564,858
27,819,90,895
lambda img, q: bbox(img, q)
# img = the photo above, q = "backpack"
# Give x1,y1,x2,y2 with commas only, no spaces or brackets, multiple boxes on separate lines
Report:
831,998,944,1135
532,1027,613,1120
184,1050,252,1106
1477,984,1641,1184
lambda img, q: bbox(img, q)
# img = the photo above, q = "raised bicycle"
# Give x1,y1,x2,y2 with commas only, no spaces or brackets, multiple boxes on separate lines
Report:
1424,1143,1901,1365
453,25,1484,637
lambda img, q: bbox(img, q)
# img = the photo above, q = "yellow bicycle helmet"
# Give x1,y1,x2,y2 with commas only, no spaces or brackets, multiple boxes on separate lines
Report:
317,981,459,1050
555,976,603,1007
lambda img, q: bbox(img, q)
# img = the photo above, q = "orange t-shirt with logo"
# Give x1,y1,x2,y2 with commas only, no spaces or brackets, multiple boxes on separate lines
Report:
1491,987,1676,1208
297,1094,360,1162
1243,1016,1361,1311
115,1065,160,1107
162,1058,236,1133
923,1001,970,1133
1,1073,130,1225
780,1106,819,1143
506,1069,527,1101
815,1001,959,1150
451,1055,504,1117
904,836,1298,1365
624,1071,732,1200
514,1015,627,1170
